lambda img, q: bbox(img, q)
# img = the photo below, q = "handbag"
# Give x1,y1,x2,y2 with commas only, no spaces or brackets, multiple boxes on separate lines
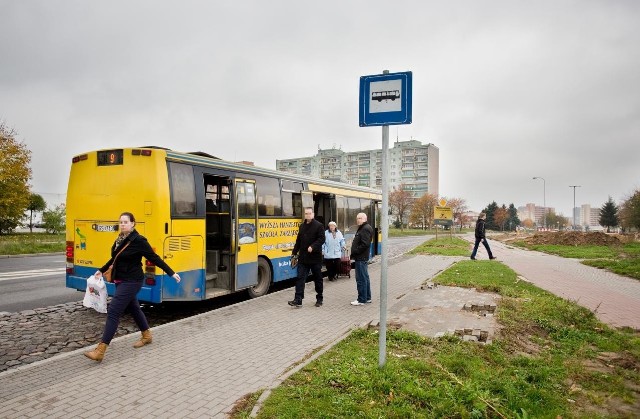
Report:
103,242,130,283
290,254,299,269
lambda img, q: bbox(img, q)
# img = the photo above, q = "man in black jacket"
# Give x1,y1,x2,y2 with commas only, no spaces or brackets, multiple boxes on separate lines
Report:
350,212,374,306
289,207,325,307
471,212,496,260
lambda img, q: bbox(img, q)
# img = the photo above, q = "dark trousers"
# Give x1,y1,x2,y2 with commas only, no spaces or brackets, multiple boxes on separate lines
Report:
101,280,149,344
294,262,323,304
325,258,339,279
354,261,371,303
471,237,494,259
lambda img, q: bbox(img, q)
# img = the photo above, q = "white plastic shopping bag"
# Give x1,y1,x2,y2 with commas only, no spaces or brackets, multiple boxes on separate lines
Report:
83,275,107,313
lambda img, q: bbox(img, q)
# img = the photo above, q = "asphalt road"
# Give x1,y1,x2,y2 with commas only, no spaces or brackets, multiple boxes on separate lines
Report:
0,235,430,313
0,254,79,313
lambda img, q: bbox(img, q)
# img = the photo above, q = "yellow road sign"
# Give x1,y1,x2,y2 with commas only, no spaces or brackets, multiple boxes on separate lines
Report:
439,198,447,207
434,206,453,220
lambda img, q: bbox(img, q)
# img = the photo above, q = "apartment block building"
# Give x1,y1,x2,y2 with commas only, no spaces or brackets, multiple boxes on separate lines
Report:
276,140,439,198
579,204,601,228
517,203,556,225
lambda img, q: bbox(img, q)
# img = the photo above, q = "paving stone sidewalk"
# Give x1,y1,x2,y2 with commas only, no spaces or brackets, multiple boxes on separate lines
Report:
0,255,457,419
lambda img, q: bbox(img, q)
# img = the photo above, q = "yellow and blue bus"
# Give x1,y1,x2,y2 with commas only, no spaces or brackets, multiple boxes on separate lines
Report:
65,147,382,303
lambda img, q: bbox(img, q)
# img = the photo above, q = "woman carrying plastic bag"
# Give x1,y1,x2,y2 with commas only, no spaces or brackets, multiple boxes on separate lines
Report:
83,274,107,313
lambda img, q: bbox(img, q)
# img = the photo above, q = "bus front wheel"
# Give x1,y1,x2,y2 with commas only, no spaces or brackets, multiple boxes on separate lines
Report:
248,257,271,298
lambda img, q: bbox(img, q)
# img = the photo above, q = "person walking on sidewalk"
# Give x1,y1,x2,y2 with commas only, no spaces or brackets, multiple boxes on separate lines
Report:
288,207,325,308
350,212,373,306
84,212,181,362
322,221,346,281
471,212,496,260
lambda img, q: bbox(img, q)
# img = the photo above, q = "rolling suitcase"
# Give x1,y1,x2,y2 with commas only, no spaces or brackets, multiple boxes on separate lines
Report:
338,250,351,278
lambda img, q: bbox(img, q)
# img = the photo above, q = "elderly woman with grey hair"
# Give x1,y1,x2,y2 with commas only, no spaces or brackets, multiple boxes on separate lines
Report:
322,221,346,281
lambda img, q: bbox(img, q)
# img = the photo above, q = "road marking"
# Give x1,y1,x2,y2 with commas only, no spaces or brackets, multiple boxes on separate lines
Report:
0,268,63,281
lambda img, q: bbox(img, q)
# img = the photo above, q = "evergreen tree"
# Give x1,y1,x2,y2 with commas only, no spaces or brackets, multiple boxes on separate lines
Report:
482,201,499,230
599,196,619,233
507,203,521,231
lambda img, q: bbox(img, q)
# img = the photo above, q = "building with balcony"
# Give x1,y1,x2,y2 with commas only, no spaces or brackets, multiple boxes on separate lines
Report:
517,203,555,225
276,140,439,198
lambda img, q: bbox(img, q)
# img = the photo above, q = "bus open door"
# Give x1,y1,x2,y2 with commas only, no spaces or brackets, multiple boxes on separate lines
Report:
235,179,259,291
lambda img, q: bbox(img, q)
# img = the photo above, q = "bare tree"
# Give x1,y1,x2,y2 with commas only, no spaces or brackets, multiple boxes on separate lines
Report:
494,206,509,231
409,193,437,229
447,197,468,231
389,184,413,231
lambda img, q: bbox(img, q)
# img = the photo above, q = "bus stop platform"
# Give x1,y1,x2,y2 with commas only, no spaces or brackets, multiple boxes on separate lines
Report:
1,244,639,418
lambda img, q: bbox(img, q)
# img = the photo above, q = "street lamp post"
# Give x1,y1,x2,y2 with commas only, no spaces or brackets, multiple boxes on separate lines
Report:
533,177,546,229
569,185,581,230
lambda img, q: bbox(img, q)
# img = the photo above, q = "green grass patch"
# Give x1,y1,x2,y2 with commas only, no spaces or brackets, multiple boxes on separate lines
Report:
0,233,65,255
388,228,471,238
410,236,471,256
253,261,640,418
582,258,640,280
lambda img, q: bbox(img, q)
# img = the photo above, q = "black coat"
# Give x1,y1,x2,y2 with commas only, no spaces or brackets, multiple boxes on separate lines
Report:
474,218,486,239
100,229,175,282
292,219,325,265
350,222,374,261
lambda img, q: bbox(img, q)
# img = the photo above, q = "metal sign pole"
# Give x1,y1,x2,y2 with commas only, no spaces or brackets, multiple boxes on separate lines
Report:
379,70,389,368
358,68,411,368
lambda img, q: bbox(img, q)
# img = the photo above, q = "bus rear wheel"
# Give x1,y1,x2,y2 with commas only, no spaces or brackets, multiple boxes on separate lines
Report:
248,257,271,298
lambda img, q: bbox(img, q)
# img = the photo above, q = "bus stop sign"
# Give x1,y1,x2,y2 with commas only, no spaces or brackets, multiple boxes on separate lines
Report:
359,71,412,126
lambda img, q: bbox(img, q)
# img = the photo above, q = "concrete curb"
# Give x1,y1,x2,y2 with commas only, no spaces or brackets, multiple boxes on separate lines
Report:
0,252,64,259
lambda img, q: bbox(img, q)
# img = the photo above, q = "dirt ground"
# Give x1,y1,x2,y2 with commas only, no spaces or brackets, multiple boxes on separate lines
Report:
498,231,627,246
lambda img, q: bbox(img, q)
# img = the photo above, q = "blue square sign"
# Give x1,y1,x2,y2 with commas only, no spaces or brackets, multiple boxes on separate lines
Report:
359,71,412,126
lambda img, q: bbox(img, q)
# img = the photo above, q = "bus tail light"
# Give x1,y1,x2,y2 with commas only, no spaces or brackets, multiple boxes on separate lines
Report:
145,258,156,285
66,241,74,274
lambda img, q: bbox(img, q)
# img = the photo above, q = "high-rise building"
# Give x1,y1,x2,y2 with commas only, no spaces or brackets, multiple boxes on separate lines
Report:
580,204,601,228
517,203,555,225
276,140,439,198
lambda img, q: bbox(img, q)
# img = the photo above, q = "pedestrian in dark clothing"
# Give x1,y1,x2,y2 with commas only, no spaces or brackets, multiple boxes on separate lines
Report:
84,212,181,362
289,207,325,308
470,212,496,260
350,212,373,306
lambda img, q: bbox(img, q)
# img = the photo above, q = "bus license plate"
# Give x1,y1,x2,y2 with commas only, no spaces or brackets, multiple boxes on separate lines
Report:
92,224,119,232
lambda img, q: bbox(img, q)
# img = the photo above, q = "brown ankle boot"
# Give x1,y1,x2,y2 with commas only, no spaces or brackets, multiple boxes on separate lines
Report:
133,329,152,348
84,342,108,362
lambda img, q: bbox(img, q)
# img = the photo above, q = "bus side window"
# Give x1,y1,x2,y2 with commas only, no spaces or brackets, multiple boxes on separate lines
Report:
255,176,282,216
282,192,293,216
281,179,304,217
169,162,196,216
292,194,302,217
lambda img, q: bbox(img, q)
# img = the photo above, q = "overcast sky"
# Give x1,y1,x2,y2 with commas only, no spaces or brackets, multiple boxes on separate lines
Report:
1,1,639,216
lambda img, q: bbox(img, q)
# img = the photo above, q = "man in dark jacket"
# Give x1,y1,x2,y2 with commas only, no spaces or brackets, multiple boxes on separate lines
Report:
289,207,325,307
350,212,374,305
471,212,496,260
